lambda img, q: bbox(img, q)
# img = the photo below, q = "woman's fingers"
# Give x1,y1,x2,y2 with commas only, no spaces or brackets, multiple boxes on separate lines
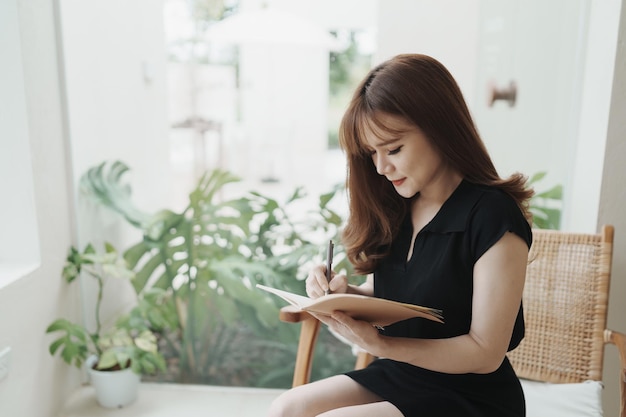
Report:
306,265,348,298
329,274,348,293
306,265,330,298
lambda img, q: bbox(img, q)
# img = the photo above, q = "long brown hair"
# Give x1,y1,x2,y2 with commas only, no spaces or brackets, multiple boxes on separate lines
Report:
339,54,533,274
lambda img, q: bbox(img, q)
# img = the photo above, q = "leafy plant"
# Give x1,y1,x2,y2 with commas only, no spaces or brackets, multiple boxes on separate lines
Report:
79,160,360,386
528,171,563,229
46,242,166,375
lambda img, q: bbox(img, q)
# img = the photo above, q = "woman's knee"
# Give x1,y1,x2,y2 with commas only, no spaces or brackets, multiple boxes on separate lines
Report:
267,375,370,417
267,379,340,417
268,388,309,417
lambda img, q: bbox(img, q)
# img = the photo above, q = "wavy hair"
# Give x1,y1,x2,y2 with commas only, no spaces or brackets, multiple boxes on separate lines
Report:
339,54,533,274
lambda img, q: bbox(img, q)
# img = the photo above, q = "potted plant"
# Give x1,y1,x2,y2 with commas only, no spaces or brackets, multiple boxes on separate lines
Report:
46,242,166,408
77,161,360,386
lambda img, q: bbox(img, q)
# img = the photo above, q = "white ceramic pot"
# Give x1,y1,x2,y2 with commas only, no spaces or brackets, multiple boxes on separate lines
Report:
85,356,141,408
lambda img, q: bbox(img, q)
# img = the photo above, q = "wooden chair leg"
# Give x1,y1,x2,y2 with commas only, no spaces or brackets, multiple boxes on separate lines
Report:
354,351,375,370
279,306,376,387
605,329,626,417
292,315,321,387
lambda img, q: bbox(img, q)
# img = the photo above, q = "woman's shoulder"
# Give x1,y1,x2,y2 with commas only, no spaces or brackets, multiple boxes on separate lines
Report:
433,180,514,232
462,181,519,211
443,181,513,222
465,182,532,248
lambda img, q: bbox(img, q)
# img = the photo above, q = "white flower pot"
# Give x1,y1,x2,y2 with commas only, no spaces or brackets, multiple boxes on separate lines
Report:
86,356,141,408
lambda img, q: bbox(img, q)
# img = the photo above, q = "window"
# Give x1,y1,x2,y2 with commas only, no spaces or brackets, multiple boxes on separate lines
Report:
0,0,41,288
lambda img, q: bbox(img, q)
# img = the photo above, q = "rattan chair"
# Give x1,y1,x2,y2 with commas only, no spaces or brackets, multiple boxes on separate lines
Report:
279,225,626,416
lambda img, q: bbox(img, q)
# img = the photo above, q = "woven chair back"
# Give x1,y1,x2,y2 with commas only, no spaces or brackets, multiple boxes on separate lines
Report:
507,226,614,383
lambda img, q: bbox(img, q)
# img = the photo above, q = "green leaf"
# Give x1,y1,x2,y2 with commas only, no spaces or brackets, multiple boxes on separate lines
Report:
319,183,342,207
46,319,91,368
83,243,96,256
144,210,185,241
528,171,547,184
123,241,150,269
46,318,70,333
79,160,151,228
48,339,65,356
140,359,155,374
134,331,158,353
534,184,563,200
104,241,116,254
97,349,121,370
61,344,79,364
528,171,563,230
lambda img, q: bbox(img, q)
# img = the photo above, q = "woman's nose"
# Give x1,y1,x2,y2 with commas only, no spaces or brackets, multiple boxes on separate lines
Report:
375,153,391,175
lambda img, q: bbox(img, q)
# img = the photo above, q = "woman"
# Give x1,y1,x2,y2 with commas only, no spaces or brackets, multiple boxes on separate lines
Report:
268,54,533,417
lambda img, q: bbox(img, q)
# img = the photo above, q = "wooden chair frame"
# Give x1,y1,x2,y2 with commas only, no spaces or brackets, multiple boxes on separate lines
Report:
279,225,626,416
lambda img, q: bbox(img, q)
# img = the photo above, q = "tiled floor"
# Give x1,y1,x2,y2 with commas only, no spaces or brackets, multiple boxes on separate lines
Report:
59,383,284,417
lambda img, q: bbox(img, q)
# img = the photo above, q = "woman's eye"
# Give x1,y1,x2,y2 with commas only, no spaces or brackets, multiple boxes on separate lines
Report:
388,146,402,155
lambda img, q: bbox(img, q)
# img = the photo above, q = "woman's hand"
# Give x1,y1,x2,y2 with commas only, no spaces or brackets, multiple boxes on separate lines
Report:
305,264,349,298
313,311,383,355
305,270,380,354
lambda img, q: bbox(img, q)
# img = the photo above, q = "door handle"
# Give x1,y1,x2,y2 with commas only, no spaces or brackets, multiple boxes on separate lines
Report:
487,80,517,107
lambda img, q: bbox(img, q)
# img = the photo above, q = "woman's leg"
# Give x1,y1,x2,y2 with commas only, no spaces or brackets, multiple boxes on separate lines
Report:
268,375,396,417
319,401,404,417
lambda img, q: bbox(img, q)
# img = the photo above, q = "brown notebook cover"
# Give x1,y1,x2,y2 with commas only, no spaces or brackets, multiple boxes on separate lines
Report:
257,284,443,327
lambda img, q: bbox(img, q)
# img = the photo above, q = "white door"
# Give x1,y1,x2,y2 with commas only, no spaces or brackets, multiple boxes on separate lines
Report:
472,0,590,228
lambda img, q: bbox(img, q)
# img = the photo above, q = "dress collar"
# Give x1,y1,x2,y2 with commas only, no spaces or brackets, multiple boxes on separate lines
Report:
422,179,484,233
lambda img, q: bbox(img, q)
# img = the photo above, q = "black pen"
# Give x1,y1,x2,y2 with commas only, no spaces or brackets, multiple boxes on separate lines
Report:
325,240,334,296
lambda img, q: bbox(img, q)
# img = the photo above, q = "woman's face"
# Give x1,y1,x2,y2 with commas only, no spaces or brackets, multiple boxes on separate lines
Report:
362,114,449,199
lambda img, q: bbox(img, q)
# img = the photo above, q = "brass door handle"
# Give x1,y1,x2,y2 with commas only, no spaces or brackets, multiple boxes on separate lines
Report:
487,80,517,107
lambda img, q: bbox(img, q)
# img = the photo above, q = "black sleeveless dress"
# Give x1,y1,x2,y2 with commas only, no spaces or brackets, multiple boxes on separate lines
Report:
345,180,532,417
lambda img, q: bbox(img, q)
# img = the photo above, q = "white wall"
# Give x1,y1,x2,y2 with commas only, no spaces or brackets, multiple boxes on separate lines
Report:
58,0,172,229
375,0,480,104
568,0,622,232
57,0,173,326
0,1,81,416
598,2,626,416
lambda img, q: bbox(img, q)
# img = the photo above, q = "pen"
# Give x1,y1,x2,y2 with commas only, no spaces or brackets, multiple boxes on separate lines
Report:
325,240,334,296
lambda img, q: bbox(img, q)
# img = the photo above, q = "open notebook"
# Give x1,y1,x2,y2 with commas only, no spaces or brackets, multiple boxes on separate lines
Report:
257,284,443,328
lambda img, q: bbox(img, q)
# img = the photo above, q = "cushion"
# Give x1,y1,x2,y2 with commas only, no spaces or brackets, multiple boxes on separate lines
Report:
521,379,603,417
